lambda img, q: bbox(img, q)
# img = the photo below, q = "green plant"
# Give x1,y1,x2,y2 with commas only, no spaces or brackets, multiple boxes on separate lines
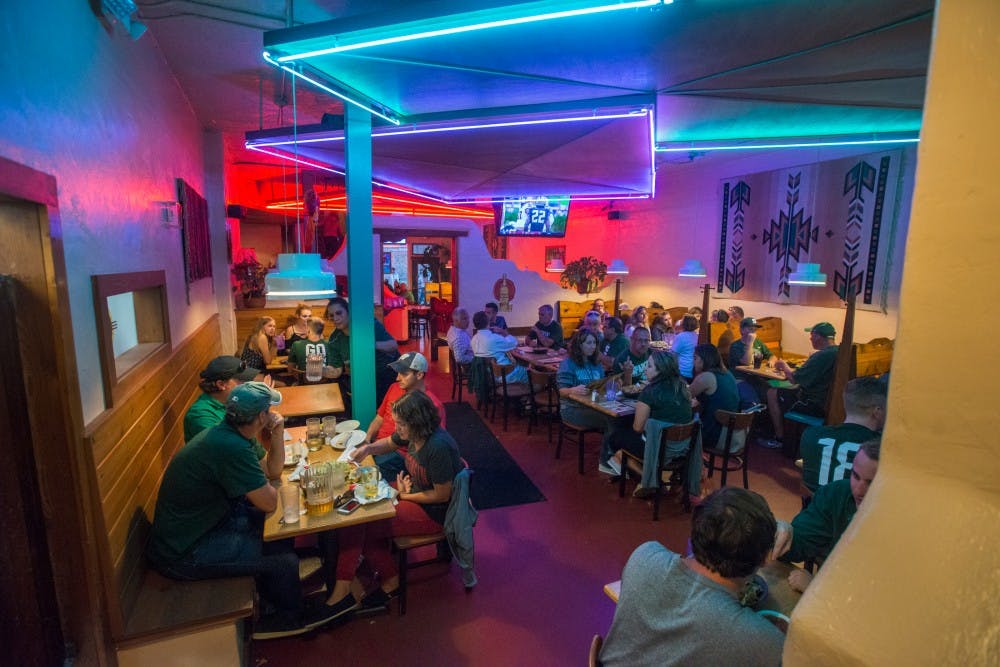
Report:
559,256,608,294
232,248,268,300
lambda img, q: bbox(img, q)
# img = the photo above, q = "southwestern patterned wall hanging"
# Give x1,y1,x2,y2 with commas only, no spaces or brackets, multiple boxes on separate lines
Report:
716,150,905,310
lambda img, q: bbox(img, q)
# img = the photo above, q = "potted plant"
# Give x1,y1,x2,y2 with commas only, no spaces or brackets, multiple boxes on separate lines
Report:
232,248,268,309
559,256,608,294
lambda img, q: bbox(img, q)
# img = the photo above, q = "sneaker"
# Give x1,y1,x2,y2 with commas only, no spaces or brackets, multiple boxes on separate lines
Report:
252,613,310,640
303,593,359,630
598,459,621,476
758,437,783,449
360,587,399,609
462,568,478,589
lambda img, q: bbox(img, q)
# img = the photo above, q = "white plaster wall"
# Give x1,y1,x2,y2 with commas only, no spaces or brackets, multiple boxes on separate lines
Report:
0,1,230,424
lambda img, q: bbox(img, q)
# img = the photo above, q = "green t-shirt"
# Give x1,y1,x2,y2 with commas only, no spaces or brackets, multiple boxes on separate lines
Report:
638,379,693,424
327,320,395,368
148,421,267,564
601,333,629,362
783,478,857,563
612,349,651,383
728,338,772,368
183,393,265,459
800,422,879,492
287,338,331,370
793,345,839,406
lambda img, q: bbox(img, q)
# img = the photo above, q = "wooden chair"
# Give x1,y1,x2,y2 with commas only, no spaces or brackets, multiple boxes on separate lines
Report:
557,415,604,474
589,634,604,667
526,367,560,442
619,421,700,520
489,359,532,431
852,337,893,378
703,409,757,488
449,347,471,402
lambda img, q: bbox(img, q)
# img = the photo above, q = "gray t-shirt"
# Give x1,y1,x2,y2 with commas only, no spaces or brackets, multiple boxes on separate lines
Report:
601,542,784,667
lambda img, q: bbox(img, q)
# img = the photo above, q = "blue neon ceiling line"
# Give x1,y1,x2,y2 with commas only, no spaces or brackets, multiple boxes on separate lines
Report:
244,108,650,149
274,0,668,61
656,136,919,152
262,52,401,125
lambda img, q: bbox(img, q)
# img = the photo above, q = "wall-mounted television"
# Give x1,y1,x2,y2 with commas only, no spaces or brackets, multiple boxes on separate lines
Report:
497,196,570,237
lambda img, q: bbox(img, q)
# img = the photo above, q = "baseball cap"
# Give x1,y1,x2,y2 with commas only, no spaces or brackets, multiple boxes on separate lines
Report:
226,381,282,419
201,356,258,382
806,322,836,338
389,351,429,374
740,317,763,329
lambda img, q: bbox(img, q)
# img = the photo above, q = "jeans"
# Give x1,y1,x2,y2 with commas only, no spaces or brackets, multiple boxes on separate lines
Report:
155,504,301,619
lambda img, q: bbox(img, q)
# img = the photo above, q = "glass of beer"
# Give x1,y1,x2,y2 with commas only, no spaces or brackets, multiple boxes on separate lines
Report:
358,465,382,500
305,417,324,451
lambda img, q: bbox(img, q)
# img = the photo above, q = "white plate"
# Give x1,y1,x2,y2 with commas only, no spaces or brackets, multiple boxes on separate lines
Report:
354,480,396,505
331,429,366,451
335,419,361,434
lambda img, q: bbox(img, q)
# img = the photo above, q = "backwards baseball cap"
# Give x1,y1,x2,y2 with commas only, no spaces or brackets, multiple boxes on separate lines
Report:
226,381,281,419
389,351,429,374
201,356,258,382
740,317,763,329
806,322,837,338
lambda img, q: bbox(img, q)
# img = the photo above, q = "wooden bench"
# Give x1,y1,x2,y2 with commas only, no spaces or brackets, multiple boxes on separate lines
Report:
558,300,688,339
84,316,255,665
852,337,893,378
710,316,806,362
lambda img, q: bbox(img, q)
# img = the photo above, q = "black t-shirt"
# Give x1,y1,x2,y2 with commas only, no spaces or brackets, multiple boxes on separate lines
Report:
401,428,464,524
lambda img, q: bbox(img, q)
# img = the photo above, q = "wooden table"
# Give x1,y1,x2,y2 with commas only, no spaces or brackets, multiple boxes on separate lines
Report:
278,383,345,418
603,560,802,616
263,427,395,542
566,391,637,418
734,365,794,388
509,346,567,369
266,355,289,372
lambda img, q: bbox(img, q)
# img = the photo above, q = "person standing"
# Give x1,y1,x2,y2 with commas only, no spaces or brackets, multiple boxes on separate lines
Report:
325,296,400,405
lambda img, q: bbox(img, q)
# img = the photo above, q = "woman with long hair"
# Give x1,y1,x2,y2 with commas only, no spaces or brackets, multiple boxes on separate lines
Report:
624,305,648,339
324,390,466,619
283,303,313,346
689,344,739,450
649,312,673,342
556,330,616,473
240,316,277,370
614,350,693,497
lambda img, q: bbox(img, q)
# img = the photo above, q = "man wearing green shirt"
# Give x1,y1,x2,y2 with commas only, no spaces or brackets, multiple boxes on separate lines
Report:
600,317,629,371
184,356,261,444
325,296,400,405
773,438,880,592
764,321,839,448
150,382,337,639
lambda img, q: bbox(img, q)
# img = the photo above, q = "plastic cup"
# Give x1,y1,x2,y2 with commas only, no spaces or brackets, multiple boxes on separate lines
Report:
280,483,300,524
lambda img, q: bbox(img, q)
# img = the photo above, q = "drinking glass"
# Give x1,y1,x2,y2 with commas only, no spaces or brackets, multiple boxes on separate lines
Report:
305,417,324,451
305,353,324,382
279,483,300,524
322,415,338,444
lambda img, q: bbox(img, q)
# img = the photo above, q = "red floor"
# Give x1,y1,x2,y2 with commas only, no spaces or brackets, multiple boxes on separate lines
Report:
254,338,802,666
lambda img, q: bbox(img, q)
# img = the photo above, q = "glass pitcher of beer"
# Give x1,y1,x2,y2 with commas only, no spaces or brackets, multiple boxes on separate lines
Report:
357,465,382,500
303,462,335,513
305,353,324,382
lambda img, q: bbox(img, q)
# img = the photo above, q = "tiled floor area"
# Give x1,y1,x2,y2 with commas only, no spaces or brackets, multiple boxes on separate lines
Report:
254,338,802,666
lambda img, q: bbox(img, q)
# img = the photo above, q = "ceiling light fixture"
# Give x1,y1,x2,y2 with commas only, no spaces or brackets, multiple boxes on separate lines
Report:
677,259,707,278
262,52,401,126
272,0,669,61
787,262,828,286
546,258,566,273
656,132,919,153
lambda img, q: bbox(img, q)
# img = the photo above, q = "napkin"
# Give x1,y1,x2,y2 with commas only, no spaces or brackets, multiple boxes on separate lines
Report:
287,458,308,482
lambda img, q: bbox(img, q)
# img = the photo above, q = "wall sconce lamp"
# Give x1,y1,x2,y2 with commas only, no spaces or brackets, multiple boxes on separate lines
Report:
546,258,566,272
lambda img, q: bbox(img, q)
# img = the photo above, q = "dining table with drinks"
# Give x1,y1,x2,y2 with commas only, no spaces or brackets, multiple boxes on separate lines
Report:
509,345,568,370
264,425,396,542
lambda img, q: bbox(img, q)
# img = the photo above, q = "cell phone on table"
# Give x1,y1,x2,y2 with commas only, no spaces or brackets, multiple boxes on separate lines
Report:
337,499,361,515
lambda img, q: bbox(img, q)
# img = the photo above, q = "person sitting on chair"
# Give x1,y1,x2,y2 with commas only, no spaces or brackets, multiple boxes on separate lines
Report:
600,317,629,371
763,322,839,449
285,317,332,374
471,310,526,385
600,487,784,666
556,330,612,474
183,356,264,444
484,301,508,334
688,344,740,452
800,377,886,493
446,308,474,364
611,351,693,498
773,438,881,592
525,303,564,349
612,326,652,387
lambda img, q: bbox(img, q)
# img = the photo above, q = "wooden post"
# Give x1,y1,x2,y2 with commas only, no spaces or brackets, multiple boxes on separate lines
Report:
613,278,623,316
825,290,857,425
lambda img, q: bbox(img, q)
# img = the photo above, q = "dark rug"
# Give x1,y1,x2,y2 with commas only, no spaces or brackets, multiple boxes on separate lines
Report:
445,402,546,510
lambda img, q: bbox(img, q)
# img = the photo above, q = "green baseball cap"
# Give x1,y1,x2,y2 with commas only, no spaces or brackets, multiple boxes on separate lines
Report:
805,322,836,338
226,381,281,419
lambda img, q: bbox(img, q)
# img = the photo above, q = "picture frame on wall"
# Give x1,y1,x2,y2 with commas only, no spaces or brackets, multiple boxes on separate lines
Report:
545,245,566,270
